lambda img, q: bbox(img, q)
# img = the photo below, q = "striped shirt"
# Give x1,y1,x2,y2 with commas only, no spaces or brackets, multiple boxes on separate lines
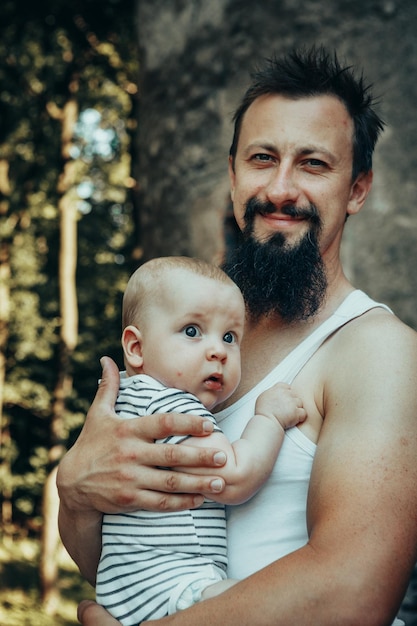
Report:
96,373,227,625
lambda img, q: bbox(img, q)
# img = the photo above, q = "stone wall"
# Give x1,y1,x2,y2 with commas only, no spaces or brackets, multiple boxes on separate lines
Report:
136,0,417,329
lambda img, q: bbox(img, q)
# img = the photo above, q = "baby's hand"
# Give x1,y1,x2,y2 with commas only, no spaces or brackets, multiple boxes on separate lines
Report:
255,382,307,430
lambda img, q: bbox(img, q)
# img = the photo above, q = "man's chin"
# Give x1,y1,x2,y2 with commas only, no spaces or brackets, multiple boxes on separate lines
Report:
224,227,327,323
256,226,309,248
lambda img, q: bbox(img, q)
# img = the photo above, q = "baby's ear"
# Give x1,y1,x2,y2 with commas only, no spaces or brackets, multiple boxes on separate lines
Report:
122,325,144,369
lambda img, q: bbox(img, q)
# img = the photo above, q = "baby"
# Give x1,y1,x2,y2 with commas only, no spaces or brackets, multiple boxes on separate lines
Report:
96,256,306,625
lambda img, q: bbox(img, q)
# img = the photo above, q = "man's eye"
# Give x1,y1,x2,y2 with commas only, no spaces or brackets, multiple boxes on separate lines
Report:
254,153,273,162
223,331,236,344
183,325,200,338
306,158,326,168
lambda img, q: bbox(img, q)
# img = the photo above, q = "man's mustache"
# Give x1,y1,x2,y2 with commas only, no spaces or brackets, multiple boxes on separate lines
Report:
244,197,320,224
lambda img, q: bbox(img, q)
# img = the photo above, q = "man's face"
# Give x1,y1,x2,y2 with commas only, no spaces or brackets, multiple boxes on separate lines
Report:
229,94,370,260
225,94,372,322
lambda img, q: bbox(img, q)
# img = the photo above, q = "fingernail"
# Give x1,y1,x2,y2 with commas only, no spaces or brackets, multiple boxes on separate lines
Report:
210,479,223,492
213,451,226,465
203,420,214,432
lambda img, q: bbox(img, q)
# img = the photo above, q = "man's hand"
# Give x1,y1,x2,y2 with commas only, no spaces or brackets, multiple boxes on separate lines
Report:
78,601,122,625
57,356,227,582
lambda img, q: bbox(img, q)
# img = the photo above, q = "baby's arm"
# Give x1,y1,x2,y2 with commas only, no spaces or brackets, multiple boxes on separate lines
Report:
184,382,306,505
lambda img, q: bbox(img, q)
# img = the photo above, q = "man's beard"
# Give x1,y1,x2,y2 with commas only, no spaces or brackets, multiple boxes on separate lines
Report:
222,198,327,323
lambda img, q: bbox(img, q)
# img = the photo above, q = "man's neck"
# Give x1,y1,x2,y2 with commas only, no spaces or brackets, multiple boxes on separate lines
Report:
220,280,355,408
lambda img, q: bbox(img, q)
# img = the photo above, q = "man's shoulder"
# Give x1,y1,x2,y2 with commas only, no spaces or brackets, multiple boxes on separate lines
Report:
341,304,415,339
326,305,417,367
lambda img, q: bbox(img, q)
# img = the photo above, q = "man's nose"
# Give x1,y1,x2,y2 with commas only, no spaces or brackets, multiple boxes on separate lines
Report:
265,163,299,208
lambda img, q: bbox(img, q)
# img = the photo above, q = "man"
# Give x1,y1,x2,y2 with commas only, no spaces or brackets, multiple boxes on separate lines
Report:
58,46,417,625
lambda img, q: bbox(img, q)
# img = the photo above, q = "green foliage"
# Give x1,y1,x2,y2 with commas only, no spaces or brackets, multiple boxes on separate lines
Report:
0,538,94,625
0,0,139,534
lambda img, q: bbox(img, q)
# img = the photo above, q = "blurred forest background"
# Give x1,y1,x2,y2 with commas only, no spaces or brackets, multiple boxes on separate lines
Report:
1,0,417,624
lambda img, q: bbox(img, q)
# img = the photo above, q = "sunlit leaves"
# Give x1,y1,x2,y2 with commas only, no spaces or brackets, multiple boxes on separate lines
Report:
0,0,138,534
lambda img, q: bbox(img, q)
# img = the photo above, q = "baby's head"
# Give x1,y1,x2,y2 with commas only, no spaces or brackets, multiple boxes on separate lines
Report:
122,256,245,409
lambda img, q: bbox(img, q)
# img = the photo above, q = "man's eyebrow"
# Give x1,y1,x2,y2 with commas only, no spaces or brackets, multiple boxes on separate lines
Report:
242,142,337,163
299,146,336,161
242,142,277,156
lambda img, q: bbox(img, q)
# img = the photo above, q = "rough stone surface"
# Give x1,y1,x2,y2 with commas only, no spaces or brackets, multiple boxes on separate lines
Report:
135,0,417,333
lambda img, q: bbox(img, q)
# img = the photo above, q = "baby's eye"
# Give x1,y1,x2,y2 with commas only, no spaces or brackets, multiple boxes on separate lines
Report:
223,331,236,344
183,325,201,338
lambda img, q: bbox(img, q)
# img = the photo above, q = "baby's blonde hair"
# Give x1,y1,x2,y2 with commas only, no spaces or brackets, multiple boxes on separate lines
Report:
122,256,239,329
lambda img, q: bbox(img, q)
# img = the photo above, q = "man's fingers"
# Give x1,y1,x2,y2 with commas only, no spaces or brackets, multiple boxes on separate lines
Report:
133,411,216,440
142,465,226,496
105,414,225,468
78,600,122,625
132,489,206,512
138,437,227,470
158,441,226,468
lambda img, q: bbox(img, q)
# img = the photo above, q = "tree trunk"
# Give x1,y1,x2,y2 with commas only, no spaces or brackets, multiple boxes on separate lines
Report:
40,98,79,614
0,159,13,539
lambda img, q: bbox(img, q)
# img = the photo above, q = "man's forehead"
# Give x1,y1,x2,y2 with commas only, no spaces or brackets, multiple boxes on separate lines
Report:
242,93,352,128
239,93,354,154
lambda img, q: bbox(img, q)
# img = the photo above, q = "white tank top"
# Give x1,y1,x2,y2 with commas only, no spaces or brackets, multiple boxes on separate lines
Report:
215,291,402,624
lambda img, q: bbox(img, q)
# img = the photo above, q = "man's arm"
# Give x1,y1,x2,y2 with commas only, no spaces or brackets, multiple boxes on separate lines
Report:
57,356,227,584
154,314,417,624
79,314,417,625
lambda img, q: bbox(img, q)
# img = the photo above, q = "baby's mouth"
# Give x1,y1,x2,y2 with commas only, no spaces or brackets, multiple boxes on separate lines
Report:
204,373,223,390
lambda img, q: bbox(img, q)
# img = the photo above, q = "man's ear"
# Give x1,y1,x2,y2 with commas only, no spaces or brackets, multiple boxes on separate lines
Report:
347,170,373,216
122,325,144,370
